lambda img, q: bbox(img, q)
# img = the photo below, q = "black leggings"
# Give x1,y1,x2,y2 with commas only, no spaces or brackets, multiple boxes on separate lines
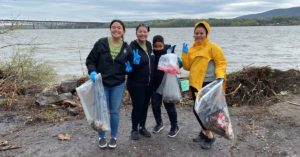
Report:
190,82,211,131
151,92,177,129
127,82,152,131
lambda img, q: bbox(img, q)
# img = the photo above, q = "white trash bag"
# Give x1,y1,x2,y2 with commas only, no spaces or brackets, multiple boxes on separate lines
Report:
194,80,234,140
156,74,181,103
76,74,110,132
157,53,181,103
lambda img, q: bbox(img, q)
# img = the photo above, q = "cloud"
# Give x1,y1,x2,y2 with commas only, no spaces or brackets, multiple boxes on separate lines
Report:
0,0,299,21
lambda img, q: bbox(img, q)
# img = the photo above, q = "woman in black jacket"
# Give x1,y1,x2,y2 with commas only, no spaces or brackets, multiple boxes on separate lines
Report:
127,23,155,140
86,19,132,149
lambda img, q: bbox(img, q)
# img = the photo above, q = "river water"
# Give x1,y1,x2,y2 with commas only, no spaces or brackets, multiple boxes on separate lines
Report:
1,26,300,78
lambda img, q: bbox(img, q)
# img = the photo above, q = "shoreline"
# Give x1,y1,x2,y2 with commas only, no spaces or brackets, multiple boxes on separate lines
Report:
1,93,300,156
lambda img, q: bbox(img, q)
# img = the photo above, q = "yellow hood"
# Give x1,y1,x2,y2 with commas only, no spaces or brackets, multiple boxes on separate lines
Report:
194,20,211,35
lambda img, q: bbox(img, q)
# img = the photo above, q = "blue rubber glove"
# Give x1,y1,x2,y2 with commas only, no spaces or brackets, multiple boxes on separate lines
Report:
133,49,141,65
182,43,188,54
217,78,224,83
125,61,132,72
90,71,97,83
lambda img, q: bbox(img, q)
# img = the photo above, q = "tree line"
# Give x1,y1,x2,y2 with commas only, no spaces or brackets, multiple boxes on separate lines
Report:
133,17,300,27
1,17,300,29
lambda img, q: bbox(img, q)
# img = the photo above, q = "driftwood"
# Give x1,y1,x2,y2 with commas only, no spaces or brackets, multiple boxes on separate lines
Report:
286,101,300,107
0,140,21,151
0,145,22,151
226,67,300,106
61,99,81,108
226,83,241,97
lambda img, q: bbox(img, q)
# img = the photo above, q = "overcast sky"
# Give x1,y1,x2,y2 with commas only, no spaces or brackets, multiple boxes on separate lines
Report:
0,0,299,22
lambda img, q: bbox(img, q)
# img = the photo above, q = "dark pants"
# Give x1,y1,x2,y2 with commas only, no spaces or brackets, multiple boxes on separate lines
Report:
127,82,152,131
190,82,211,131
151,92,178,129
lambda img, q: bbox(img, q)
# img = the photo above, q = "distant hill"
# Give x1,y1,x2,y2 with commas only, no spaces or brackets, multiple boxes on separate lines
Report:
237,6,300,19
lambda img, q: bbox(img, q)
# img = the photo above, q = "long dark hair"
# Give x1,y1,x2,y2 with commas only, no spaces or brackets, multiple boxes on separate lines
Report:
136,23,150,33
110,19,126,41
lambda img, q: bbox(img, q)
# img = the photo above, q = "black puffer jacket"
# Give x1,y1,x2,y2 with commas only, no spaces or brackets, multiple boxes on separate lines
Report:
127,40,155,85
86,37,131,86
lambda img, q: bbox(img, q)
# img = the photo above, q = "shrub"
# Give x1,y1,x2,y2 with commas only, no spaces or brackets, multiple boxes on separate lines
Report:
0,47,57,109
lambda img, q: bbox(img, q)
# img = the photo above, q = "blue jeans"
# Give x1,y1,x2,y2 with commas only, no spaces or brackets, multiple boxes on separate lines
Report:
98,82,125,139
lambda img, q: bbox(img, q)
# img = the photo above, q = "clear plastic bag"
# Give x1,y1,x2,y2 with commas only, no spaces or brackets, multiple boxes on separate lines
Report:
76,74,110,132
156,74,181,103
194,80,234,140
157,53,180,75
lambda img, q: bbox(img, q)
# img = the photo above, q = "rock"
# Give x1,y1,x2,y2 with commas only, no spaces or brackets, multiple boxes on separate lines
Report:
59,93,73,101
35,87,60,106
60,80,78,93
24,88,43,96
35,87,76,106
41,87,58,96
35,94,60,106
67,107,79,116
279,91,288,96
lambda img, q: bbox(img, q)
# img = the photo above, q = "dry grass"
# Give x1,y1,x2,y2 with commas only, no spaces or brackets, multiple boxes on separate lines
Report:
0,48,56,110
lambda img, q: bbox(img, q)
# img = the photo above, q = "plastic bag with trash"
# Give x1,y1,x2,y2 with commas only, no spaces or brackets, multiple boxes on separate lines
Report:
157,53,180,75
76,74,110,132
157,53,181,103
194,80,234,140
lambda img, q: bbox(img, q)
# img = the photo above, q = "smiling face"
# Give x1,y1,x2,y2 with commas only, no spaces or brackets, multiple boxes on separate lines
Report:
110,21,125,39
136,26,149,42
193,26,207,43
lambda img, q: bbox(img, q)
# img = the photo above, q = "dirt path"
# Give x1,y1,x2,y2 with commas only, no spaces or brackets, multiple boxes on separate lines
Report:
1,94,300,157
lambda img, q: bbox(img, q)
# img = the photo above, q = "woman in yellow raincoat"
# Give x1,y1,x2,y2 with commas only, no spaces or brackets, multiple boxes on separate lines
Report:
181,20,227,149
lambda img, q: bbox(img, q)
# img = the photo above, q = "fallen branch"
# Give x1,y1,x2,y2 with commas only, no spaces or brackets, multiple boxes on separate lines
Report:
61,100,81,108
0,75,14,86
0,145,22,151
287,101,300,107
226,83,242,96
243,63,254,69
264,85,277,96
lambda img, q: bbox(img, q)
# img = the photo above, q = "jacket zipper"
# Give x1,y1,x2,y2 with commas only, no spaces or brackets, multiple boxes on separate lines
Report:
136,40,151,85
145,51,151,85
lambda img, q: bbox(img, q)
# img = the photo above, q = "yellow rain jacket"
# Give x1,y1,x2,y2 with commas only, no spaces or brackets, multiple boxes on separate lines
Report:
182,21,227,96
